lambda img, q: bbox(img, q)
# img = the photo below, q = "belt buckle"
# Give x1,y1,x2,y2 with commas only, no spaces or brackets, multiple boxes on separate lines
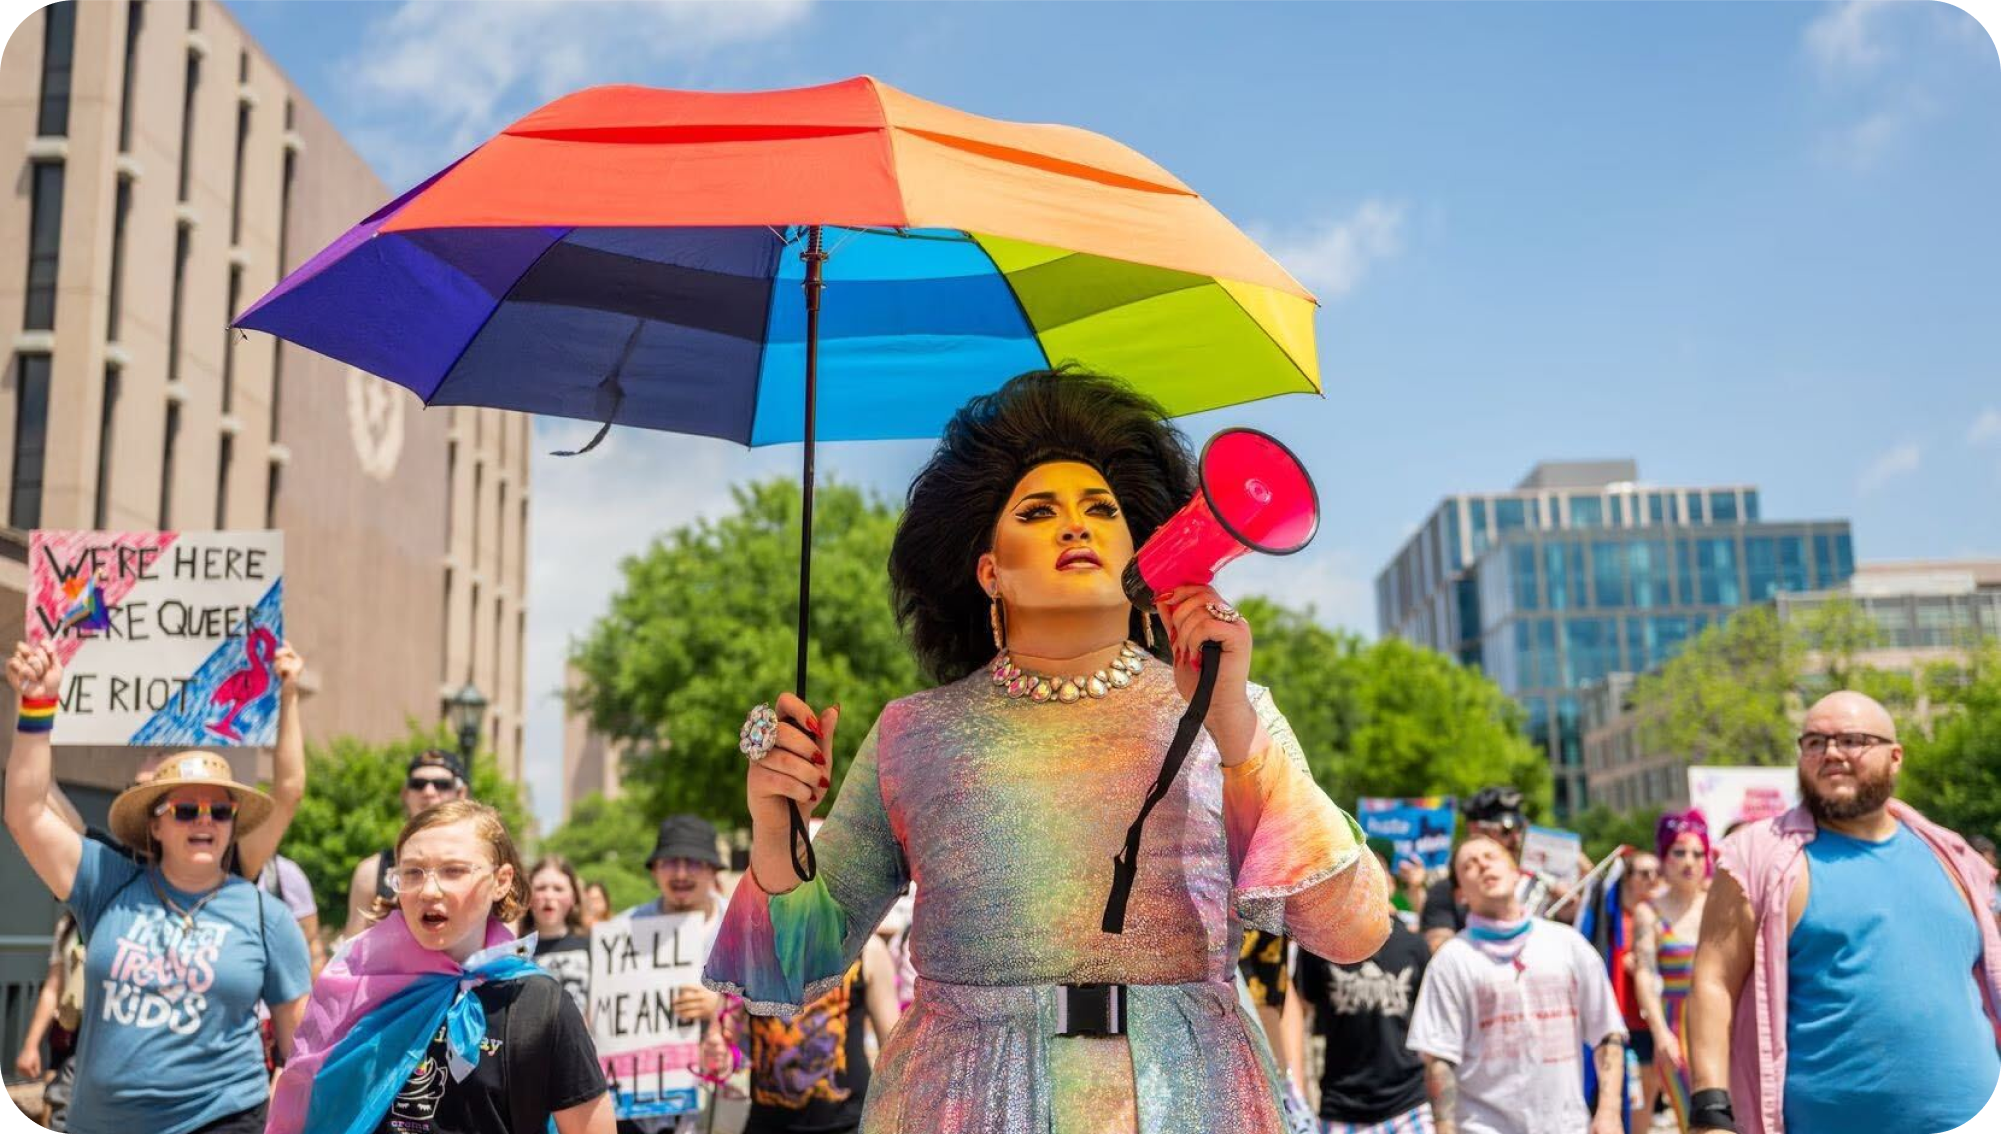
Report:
1054,983,1126,1037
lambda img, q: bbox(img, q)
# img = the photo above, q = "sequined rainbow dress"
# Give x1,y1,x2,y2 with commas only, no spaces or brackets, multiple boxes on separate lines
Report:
1655,910,1698,1132
704,658,1387,1134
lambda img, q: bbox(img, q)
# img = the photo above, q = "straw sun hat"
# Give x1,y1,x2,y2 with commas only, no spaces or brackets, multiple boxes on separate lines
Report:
107,751,275,852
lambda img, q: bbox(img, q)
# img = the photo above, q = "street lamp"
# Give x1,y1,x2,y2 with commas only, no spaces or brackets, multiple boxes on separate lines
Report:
446,680,488,775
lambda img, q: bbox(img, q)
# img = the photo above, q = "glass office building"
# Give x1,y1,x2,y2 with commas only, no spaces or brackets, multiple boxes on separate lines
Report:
1376,461,1854,815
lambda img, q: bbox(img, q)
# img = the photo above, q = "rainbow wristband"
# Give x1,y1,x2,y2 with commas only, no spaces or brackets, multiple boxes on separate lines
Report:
16,696,56,734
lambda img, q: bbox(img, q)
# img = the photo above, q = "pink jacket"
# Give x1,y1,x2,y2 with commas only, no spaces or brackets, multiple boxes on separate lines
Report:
1713,801,2001,1134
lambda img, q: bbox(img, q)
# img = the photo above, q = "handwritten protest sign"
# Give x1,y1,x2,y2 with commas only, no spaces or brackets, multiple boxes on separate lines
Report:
1521,825,1584,889
589,912,706,1120
1356,797,1457,875
1687,766,1799,838
28,530,284,746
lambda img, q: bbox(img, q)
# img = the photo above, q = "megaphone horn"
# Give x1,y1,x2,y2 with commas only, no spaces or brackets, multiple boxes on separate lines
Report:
1121,427,1320,609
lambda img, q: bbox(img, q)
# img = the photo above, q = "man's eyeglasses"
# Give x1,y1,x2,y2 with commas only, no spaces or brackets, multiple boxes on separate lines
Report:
406,775,459,794
1797,731,1893,759
386,862,490,894
153,801,238,823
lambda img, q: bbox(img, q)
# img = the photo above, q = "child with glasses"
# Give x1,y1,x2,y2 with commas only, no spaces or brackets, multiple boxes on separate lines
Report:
5,642,314,1134
272,800,613,1134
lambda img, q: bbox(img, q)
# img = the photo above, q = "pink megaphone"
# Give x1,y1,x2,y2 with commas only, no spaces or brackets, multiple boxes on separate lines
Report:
1122,427,1320,608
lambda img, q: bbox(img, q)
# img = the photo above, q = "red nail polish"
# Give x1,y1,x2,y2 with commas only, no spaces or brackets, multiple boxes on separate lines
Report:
812,751,826,766
819,776,830,789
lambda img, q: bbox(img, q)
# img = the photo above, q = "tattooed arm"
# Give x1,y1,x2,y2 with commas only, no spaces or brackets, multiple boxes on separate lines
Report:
1590,1037,1627,1134
1422,1055,1460,1134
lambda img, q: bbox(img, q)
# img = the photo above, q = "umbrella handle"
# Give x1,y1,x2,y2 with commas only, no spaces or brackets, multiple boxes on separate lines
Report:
788,800,817,881
787,226,829,885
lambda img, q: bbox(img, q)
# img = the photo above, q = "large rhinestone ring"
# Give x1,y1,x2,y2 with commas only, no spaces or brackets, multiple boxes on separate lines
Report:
739,704,780,762
1205,601,1243,624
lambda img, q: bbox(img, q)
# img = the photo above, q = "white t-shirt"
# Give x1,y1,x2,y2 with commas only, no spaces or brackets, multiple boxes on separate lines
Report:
1406,917,1625,1134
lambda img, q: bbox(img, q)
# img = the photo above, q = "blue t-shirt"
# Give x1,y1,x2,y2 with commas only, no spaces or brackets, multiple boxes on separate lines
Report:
66,839,313,1134
1785,824,2001,1133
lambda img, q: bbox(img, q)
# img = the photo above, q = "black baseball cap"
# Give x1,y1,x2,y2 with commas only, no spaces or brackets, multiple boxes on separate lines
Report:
407,749,468,784
1463,786,1525,826
647,815,723,869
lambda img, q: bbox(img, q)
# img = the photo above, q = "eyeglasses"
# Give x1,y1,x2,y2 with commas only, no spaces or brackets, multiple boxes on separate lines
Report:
153,801,238,823
1796,731,1893,759
386,862,491,894
405,775,459,794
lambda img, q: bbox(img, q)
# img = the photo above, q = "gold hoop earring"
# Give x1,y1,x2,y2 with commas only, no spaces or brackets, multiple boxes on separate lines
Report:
990,597,1006,651
1139,607,1156,651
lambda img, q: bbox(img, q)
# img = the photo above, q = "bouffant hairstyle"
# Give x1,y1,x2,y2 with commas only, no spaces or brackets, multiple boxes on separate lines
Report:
379,800,529,926
888,368,1198,685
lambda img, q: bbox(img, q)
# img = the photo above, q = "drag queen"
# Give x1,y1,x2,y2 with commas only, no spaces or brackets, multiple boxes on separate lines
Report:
704,370,1390,1134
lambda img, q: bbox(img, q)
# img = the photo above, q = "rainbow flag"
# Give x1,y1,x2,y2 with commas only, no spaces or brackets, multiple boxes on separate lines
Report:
54,574,111,635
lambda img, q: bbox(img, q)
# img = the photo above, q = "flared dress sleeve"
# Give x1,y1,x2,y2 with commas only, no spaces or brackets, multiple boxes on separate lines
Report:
1224,685,1390,964
703,718,910,1015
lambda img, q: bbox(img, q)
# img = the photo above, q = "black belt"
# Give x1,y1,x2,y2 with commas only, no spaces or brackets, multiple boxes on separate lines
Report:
1055,983,1127,1037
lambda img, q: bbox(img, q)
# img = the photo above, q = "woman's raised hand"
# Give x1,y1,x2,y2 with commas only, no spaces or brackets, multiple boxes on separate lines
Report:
745,692,840,830
6,641,61,701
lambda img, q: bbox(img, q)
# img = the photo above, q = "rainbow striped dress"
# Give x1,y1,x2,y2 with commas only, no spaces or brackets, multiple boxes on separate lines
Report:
1656,910,1698,1132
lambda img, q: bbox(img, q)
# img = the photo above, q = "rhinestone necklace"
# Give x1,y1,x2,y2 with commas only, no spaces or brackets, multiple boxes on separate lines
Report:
990,640,1148,704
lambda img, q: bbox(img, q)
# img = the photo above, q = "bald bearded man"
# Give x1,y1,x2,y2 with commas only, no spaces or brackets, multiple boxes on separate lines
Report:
1686,691,2001,1134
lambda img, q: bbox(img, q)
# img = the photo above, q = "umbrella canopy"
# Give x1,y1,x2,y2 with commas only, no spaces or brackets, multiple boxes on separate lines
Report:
233,76,1319,445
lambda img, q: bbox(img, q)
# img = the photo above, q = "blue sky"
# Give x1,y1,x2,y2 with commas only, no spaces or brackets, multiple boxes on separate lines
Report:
224,1,2001,830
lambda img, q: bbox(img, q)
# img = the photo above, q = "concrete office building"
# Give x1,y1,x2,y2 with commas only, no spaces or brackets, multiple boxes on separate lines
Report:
1376,460,1854,815
1584,559,2001,811
0,0,529,1062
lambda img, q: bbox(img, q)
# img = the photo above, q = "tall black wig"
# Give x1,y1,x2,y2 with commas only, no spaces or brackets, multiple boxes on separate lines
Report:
888,369,1198,685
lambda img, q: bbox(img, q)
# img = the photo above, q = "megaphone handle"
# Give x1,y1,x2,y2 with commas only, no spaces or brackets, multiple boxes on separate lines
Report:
1102,640,1222,934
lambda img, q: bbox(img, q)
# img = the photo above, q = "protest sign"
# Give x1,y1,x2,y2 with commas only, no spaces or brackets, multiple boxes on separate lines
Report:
28,530,284,746
1521,826,1584,889
1687,766,1800,837
1356,797,1457,874
589,912,706,1120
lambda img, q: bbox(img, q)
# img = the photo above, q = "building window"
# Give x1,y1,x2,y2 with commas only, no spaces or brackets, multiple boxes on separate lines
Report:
1469,497,1489,557
118,1,143,153
93,368,121,528
160,403,181,527
1495,497,1529,532
264,461,280,528
108,179,132,340
1710,491,1739,523
1630,539,1670,609
469,582,481,681
214,435,233,526
1684,491,1706,525
1563,618,1620,687
1590,541,1627,608
10,357,53,528
23,163,65,331
1647,492,1666,525
1545,542,1584,611
1742,490,1760,522
222,267,241,411
492,601,504,699
1570,495,1603,529
440,569,454,683
472,461,484,556
1443,500,1462,572
178,51,200,204
1512,544,1540,612
230,100,249,245
1697,538,1740,605
168,228,190,383
188,0,200,29
37,1,76,137
1608,495,1625,526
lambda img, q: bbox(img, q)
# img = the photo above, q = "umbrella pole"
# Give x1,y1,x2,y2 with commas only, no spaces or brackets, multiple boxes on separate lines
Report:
788,224,828,882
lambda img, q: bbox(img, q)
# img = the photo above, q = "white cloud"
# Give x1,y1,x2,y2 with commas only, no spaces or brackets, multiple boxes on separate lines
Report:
1856,441,1922,494
1969,408,2001,446
1259,200,1407,303
339,0,813,187
1805,1,1892,77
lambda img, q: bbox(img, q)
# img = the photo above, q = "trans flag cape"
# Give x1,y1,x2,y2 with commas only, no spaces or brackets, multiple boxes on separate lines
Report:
267,915,546,1134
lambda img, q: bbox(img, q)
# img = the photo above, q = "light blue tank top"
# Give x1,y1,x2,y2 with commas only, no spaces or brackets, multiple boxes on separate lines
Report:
1785,824,2000,1133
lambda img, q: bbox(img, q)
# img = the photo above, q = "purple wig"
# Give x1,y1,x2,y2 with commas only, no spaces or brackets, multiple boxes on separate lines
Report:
1656,808,1713,874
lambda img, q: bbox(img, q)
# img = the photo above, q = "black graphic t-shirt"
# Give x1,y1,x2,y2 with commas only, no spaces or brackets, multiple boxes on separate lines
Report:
374,977,605,1134
743,961,870,1134
1296,920,1430,1125
533,934,592,1016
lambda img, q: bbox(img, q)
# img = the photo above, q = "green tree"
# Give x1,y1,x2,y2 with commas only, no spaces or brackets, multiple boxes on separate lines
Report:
537,793,660,913
1570,803,1666,863
569,479,921,826
1902,643,2001,841
283,723,531,922
1241,597,1551,817
1632,606,1798,766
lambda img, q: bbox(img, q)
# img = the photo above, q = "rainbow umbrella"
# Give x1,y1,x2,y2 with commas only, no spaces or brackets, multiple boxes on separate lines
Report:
233,74,1318,726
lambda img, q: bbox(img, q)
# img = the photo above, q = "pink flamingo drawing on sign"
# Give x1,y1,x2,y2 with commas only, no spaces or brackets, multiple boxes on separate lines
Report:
207,626,278,740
